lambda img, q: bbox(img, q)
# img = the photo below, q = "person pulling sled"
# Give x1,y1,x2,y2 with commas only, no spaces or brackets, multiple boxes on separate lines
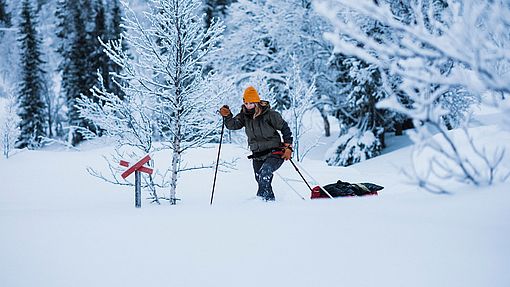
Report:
219,86,293,201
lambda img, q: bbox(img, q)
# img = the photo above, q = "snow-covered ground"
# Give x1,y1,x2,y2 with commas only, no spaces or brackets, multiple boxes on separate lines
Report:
1,108,509,287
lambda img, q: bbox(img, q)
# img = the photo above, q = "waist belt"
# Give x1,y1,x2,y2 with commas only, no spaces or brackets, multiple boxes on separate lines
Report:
247,147,283,159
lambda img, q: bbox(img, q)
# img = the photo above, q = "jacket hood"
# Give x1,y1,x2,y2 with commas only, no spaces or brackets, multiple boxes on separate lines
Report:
241,100,271,114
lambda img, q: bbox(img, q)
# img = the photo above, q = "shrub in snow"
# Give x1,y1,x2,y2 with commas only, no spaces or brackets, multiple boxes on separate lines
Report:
382,82,508,193
0,93,21,159
326,127,383,166
406,123,510,193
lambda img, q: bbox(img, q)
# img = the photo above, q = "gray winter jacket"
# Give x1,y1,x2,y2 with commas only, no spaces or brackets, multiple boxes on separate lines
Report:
224,101,293,153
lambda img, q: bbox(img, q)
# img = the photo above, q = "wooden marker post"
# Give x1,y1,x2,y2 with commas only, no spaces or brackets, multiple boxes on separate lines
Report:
120,155,153,208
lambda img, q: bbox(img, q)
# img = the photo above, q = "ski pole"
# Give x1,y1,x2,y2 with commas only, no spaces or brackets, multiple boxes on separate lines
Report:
210,117,225,205
289,158,334,199
288,158,314,192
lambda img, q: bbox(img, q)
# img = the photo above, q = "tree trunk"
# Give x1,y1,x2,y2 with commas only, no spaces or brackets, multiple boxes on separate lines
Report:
394,121,403,136
319,107,330,137
169,147,180,205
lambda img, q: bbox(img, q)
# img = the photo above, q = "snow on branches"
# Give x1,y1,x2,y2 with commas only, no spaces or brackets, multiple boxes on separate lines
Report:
283,56,317,162
0,90,20,159
79,0,226,204
315,0,510,191
314,0,510,94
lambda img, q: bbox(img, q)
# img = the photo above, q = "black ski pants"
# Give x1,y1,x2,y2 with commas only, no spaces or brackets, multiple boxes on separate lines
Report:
252,155,284,201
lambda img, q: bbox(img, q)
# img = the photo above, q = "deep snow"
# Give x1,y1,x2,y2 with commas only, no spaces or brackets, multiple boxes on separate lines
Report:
1,109,509,287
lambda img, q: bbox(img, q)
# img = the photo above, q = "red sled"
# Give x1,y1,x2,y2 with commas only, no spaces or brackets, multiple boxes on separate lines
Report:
311,180,383,199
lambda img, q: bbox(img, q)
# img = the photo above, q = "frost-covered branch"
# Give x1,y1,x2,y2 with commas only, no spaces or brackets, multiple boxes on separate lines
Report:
314,0,510,94
316,0,510,189
0,89,20,159
283,56,317,161
81,0,227,205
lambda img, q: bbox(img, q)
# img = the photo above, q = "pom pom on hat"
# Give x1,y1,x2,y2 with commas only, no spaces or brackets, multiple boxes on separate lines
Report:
243,86,260,103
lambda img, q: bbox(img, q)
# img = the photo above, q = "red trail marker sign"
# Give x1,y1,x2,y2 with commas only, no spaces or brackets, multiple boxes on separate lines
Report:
120,155,153,208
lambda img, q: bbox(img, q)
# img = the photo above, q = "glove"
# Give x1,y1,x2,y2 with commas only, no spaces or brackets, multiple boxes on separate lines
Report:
281,143,293,160
219,105,231,117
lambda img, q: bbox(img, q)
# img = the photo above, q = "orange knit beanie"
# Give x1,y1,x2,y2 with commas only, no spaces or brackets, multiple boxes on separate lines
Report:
243,86,260,103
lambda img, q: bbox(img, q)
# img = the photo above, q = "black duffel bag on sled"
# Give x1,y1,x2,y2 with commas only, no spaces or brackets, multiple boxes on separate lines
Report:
311,180,384,199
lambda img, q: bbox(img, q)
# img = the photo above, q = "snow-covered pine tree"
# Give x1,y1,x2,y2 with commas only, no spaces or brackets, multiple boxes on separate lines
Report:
54,0,71,58
29,0,65,141
56,0,111,145
80,0,225,205
67,1,95,145
0,0,12,33
106,0,126,99
56,0,88,145
1,89,20,158
319,13,400,166
90,0,109,108
204,0,233,28
325,56,387,166
17,0,47,149
109,0,124,47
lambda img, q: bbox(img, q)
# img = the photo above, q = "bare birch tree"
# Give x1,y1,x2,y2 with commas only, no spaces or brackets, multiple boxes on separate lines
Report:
79,0,225,204
283,56,317,161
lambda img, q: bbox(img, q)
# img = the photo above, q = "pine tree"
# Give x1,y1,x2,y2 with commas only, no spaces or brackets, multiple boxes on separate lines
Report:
326,55,387,166
67,1,91,145
56,0,106,145
110,0,124,42
204,0,233,28
81,0,102,101
17,0,47,148
107,0,126,99
0,0,11,41
0,0,11,29
91,0,109,99
319,15,395,166
55,0,70,59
